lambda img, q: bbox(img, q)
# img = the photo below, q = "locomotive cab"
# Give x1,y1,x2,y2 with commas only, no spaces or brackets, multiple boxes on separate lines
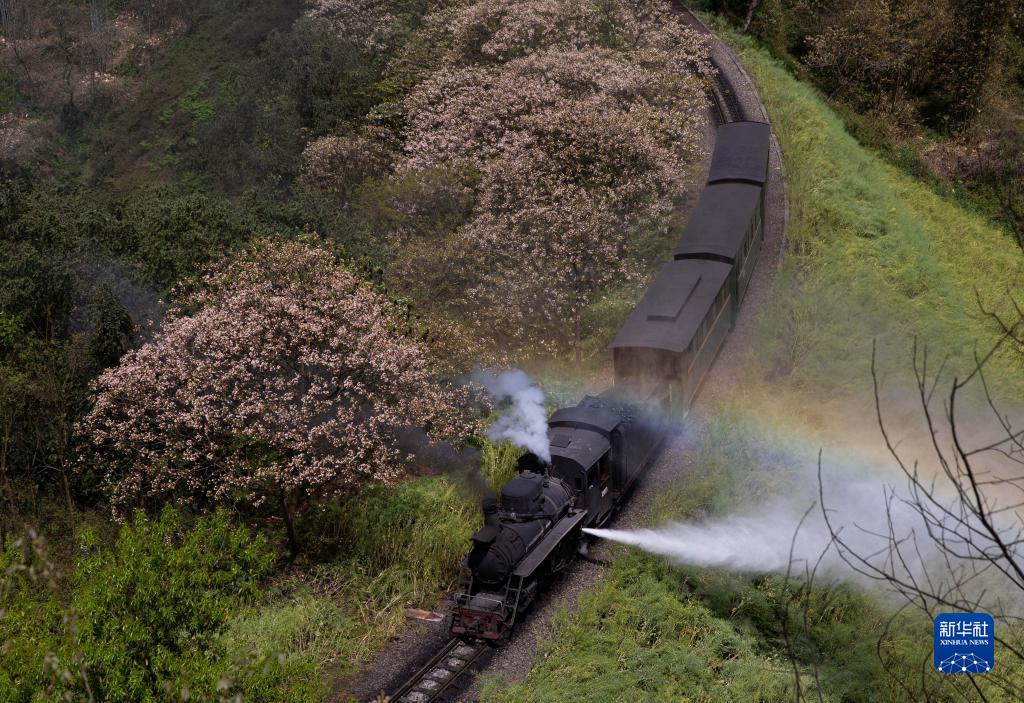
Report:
548,428,614,526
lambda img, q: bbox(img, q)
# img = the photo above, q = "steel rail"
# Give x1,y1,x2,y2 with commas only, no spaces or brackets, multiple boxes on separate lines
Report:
386,638,489,703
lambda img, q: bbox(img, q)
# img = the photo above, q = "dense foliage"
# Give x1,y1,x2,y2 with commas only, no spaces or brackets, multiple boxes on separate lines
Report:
0,183,281,510
69,509,275,701
296,0,713,360
0,508,301,702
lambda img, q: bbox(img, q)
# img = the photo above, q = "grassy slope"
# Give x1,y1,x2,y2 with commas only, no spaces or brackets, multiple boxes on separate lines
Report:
735,19,1024,394
223,478,479,687
227,442,519,698
480,21,1024,703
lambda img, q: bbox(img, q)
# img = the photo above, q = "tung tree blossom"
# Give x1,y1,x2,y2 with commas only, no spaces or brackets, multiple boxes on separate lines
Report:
77,239,481,554
305,0,399,51
400,43,709,356
441,0,709,69
300,127,395,196
446,0,605,63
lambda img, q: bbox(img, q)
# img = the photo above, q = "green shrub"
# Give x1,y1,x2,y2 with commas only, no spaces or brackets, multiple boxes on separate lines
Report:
66,507,275,702
112,187,275,288
0,534,67,701
337,478,476,595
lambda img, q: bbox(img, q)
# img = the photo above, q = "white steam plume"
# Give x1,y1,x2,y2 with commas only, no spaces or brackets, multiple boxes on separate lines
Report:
584,516,823,573
582,466,984,584
474,369,550,463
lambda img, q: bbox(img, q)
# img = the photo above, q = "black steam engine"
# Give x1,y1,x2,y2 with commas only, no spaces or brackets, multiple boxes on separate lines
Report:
451,394,663,640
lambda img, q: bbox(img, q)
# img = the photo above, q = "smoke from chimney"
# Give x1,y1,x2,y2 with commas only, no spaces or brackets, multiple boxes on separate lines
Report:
473,369,551,463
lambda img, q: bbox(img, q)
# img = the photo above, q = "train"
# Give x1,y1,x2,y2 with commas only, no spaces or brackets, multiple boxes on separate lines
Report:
450,120,772,641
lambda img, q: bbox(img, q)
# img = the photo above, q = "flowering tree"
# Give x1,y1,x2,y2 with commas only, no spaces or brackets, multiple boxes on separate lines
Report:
444,0,604,64
305,0,399,52
438,0,710,69
399,39,709,357
299,126,394,196
76,239,480,554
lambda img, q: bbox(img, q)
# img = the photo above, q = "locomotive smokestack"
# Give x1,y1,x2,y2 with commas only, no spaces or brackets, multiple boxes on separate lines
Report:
482,496,499,527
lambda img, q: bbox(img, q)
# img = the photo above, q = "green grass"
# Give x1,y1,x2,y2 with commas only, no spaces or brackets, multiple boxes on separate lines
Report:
480,551,955,703
699,21,1024,394
481,553,802,703
248,440,512,688
480,439,522,492
236,476,480,686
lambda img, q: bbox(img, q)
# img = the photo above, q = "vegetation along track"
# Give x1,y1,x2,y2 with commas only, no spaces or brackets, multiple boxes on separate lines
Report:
366,6,790,703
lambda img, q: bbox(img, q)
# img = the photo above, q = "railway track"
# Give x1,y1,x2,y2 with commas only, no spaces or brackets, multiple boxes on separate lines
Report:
386,638,490,703
672,2,747,123
370,9,767,703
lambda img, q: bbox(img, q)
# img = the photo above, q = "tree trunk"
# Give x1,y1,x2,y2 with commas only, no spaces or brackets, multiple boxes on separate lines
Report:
62,470,75,515
0,477,5,552
741,0,761,33
279,486,300,559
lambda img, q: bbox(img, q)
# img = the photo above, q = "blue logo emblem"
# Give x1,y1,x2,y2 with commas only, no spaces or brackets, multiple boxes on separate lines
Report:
934,613,994,674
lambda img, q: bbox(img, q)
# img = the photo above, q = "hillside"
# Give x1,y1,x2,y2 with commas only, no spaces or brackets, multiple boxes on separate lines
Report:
2,1,1022,702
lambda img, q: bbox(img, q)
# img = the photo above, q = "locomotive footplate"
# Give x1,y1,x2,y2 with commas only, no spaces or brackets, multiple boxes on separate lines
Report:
512,509,587,578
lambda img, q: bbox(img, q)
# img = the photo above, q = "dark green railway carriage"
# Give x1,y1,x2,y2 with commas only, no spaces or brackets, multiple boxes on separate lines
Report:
672,181,764,312
610,259,733,413
610,120,771,414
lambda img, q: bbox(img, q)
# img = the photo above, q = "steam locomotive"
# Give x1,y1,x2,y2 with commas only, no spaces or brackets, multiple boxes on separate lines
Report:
451,121,772,641
451,393,663,640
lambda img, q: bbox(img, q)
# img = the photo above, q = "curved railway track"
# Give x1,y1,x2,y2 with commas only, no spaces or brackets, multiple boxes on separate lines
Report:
672,2,747,123
376,6,786,702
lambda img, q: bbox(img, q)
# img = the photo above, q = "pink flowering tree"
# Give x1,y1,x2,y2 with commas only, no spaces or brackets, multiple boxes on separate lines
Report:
439,0,708,68
299,127,395,196
76,239,481,555
306,0,399,52
399,42,709,358
444,0,605,64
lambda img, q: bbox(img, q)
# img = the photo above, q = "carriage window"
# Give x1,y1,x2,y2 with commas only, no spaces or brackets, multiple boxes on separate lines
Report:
597,456,610,483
